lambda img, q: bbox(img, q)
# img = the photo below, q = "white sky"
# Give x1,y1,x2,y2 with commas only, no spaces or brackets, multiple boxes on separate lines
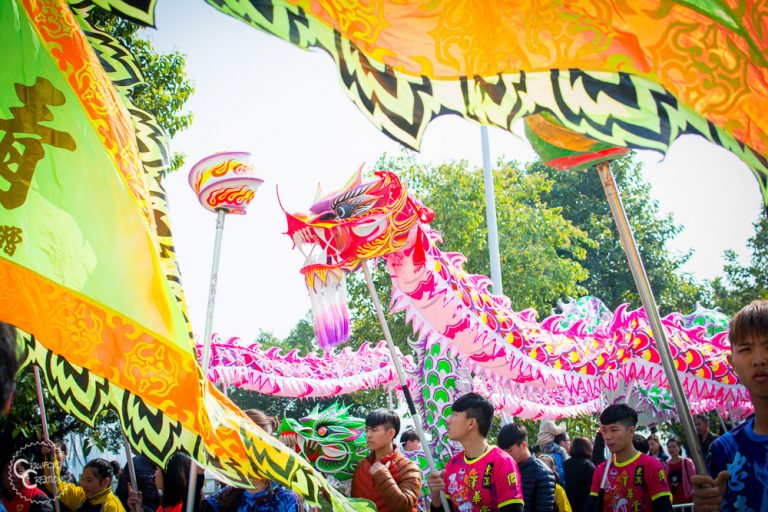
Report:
144,1,763,342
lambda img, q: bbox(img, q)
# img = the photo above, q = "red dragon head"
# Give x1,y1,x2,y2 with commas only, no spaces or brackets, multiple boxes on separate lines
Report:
285,167,433,349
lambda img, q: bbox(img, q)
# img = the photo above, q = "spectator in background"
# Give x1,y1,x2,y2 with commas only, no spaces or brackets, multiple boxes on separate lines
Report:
52,438,77,484
633,433,650,454
563,436,594,512
400,429,421,452
536,420,568,485
664,438,694,505
117,455,160,512
498,423,555,512
538,455,572,512
694,414,719,456
647,434,669,463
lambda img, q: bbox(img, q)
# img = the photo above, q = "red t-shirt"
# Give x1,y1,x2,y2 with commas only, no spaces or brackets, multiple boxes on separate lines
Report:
443,446,523,511
589,453,671,512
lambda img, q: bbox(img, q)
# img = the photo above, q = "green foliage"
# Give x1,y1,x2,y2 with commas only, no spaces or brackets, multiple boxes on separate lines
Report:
88,8,194,172
706,216,768,314
534,154,703,313
2,366,122,453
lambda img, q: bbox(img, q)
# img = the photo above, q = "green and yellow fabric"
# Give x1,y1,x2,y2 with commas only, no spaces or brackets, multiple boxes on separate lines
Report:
1,1,371,510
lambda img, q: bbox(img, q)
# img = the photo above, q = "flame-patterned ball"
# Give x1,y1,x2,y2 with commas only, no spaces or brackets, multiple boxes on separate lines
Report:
188,151,263,214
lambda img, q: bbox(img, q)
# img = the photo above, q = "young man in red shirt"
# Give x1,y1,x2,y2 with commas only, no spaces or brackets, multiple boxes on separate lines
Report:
585,404,672,512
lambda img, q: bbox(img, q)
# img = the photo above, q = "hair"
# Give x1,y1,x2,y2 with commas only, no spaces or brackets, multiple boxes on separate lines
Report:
728,300,768,346
84,458,120,482
554,433,569,444
497,423,527,450
365,409,401,436
452,392,494,437
538,454,561,483
647,434,665,454
400,429,419,447
569,436,593,458
632,434,649,454
599,404,638,428
244,409,279,435
160,452,192,507
0,322,19,412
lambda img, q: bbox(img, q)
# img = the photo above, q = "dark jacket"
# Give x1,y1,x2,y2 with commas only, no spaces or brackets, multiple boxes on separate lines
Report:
563,455,594,512
116,456,159,512
518,456,555,512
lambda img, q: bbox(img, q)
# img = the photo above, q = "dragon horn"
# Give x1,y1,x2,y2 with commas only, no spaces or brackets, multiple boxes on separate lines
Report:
341,163,365,190
313,182,324,203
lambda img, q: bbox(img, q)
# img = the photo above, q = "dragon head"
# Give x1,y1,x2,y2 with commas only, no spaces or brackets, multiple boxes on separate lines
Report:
285,167,433,348
277,403,367,481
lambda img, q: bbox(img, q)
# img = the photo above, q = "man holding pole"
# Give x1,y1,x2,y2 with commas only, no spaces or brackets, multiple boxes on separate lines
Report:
692,300,768,512
427,393,524,512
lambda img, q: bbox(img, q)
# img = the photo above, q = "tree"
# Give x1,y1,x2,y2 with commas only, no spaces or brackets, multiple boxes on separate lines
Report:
2,6,194,452
88,9,194,172
707,216,768,314
533,154,703,314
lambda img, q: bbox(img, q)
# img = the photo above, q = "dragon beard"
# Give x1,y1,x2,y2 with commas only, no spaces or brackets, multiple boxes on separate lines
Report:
304,267,350,349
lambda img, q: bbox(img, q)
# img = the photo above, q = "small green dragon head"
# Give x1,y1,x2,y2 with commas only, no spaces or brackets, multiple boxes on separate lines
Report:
278,403,367,481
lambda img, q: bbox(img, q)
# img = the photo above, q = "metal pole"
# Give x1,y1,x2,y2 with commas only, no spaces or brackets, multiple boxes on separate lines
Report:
480,126,503,295
363,263,452,511
595,161,706,474
34,366,60,512
121,432,140,512
186,208,227,512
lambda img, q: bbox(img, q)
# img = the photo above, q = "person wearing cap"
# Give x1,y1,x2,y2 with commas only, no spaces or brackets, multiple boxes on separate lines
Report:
498,423,555,512
536,421,568,486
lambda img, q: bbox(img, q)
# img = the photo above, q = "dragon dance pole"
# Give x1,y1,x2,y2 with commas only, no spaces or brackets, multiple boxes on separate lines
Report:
186,152,263,512
480,126,503,296
595,161,706,474
363,263,452,512
121,432,141,512
34,366,61,512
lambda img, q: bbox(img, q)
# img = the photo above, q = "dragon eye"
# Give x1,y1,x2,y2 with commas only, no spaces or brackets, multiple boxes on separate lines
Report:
335,204,355,219
317,426,328,437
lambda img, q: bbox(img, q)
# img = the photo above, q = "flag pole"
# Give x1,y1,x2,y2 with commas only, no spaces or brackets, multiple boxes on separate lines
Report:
480,126,503,296
363,262,452,511
122,432,141,512
186,207,226,512
595,161,706,474
34,366,60,512
185,152,263,512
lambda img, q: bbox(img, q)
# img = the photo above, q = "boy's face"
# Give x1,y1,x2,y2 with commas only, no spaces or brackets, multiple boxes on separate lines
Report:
729,333,768,401
600,422,635,454
366,424,394,452
447,410,473,441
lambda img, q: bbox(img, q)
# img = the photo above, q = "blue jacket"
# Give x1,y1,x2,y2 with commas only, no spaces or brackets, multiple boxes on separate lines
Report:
518,456,555,512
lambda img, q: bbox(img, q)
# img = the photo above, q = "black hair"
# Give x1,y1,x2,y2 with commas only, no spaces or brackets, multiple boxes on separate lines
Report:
0,322,19,412
694,413,709,423
729,300,768,346
497,423,527,450
85,458,120,482
569,436,593,458
400,429,419,447
554,433,568,444
452,392,494,437
599,404,638,428
365,409,401,437
160,452,191,508
632,434,649,454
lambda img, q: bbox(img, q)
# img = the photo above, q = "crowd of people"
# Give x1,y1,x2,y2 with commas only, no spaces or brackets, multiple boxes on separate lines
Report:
0,299,766,512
